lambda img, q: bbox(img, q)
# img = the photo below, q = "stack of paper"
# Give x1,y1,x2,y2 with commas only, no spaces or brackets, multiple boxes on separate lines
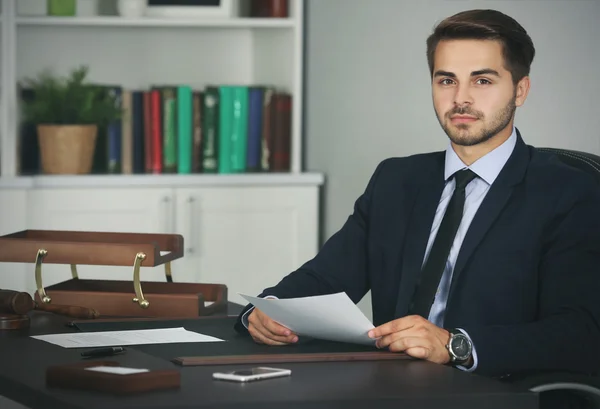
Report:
31,327,224,348
240,292,376,346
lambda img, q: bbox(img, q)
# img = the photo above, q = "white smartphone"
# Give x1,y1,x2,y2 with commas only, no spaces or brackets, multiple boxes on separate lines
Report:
212,367,291,383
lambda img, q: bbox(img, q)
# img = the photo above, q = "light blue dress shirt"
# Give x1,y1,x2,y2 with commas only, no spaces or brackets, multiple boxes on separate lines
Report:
243,127,517,372
428,126,517,371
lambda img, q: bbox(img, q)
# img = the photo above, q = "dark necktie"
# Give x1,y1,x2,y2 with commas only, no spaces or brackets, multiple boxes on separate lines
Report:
409,168,477,319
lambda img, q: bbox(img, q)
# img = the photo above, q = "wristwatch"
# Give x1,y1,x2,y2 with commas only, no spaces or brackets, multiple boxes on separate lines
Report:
446,329,473,365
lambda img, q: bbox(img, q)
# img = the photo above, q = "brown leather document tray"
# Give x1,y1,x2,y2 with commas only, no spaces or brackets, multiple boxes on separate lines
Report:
42,279,228,318
46,360,180,395
0,229,183,266
0,229,227,318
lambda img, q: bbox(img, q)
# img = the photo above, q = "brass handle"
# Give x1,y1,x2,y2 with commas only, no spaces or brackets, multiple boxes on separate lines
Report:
132,252,149,309
70,264,78,279
165,261,173,283
34,249,51,304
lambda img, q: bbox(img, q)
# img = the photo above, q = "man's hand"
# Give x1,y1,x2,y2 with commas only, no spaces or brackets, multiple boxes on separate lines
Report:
247,307,298,346
368,315,451,365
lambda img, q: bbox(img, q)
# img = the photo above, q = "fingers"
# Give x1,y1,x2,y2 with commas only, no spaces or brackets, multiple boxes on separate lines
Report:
378,334,430,352
261,314,293,337
404,347,430,360
368,315,420,339
250,326,291,346
376,319,430,349
374,323,452,364
248,308,298,346
377,334,433,360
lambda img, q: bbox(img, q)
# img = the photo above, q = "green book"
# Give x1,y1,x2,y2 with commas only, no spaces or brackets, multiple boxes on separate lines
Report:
218,86,234,174
202,87,219,173
230,86,249,173
177,86,193,174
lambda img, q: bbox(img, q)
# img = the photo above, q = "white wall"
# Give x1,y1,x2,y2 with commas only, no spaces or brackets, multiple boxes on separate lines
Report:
304,0,600,319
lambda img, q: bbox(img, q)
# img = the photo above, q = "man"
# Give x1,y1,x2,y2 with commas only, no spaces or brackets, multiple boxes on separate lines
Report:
235,8,600,385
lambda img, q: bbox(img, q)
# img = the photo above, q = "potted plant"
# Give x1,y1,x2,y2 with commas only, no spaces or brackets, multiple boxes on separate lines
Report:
20,65,121,175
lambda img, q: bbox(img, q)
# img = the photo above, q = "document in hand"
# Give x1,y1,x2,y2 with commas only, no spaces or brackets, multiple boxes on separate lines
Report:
240,292,377,346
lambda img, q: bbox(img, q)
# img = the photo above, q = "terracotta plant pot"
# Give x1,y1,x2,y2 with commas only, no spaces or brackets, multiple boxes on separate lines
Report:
37,125,98,175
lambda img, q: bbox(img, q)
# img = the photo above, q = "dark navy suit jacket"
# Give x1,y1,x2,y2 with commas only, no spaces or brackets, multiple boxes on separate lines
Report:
235,132,600,378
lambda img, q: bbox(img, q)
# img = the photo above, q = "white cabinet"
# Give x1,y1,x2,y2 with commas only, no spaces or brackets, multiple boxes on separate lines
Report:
173,186,319,305
0,189,29,292
27,187,175,286
6,179,322,305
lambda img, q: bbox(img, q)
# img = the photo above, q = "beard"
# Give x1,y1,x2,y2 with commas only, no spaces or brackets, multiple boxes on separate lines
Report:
436,95,517,147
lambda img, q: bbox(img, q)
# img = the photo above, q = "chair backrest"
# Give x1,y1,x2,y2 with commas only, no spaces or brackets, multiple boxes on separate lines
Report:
537,148,600,185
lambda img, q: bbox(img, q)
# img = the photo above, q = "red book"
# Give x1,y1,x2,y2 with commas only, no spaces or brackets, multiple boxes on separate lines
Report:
150,90,163,174
250,0,288,18
271,93,292,172
143,91,154,173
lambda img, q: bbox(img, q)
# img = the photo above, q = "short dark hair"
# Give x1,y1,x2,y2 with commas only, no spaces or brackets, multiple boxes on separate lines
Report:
426,9,535,84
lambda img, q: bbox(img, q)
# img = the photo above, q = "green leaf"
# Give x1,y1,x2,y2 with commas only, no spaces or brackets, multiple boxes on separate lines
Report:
20,65,122,126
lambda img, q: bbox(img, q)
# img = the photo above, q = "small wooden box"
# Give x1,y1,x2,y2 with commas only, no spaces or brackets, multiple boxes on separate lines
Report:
46,360,180,395
0,230,228,318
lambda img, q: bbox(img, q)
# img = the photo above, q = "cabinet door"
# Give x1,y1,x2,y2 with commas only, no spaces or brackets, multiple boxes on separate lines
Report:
28,188,175,287
174,186,319,305
0,190,29,293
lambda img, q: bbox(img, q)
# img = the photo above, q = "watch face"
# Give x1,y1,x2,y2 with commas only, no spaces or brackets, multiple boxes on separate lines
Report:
451,334,470,358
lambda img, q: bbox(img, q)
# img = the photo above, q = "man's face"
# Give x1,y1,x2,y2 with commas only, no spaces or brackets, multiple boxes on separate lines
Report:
432,39,524,147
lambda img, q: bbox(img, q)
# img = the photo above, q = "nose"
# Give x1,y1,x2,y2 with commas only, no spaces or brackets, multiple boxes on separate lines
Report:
454,83,474,106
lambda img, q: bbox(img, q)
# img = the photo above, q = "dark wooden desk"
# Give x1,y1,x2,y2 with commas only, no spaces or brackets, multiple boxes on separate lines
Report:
0,309,538,409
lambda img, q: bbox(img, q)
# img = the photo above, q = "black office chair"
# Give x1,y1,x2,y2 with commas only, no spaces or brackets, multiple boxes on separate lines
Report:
537,148,600,184
513,147,600,408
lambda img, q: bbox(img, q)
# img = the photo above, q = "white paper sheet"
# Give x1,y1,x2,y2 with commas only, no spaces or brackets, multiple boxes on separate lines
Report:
31,327,224,348
85,366,149,375
240,292,376,346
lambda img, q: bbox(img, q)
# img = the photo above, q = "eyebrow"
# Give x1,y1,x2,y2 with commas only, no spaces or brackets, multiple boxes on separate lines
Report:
433,69,501,78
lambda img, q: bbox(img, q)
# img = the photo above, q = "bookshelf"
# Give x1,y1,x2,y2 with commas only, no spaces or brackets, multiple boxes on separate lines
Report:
1,0,309,177
0,0,323,305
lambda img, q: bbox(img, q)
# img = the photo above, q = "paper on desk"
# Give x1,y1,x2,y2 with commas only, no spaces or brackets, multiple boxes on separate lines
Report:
240,292,376,346
31,327,224,348
85,366,149,375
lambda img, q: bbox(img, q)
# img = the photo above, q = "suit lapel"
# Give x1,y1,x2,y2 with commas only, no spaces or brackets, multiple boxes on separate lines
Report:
394,156,445,318
447,184,514,300
447,132,530,302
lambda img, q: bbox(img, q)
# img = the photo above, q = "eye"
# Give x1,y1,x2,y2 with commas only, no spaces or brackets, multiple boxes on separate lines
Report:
475,78,492,85
439,78,455,86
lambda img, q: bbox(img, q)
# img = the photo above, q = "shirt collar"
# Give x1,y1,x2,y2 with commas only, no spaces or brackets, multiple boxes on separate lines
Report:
444,126,517,185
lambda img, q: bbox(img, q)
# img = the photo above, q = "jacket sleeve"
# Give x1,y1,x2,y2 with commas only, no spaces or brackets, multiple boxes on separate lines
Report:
462,181,600,377
234,160,389,334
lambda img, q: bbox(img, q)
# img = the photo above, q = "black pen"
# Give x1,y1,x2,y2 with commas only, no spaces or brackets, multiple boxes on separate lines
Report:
80,346,126,358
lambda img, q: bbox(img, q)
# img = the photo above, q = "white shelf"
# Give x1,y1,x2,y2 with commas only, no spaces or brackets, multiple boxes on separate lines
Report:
16,16,296,29
0,173,325,189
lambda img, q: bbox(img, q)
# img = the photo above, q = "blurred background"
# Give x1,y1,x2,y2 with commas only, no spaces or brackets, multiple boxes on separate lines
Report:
0,0,598,320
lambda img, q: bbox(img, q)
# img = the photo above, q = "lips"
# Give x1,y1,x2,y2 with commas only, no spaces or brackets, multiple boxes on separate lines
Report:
450,115,478,123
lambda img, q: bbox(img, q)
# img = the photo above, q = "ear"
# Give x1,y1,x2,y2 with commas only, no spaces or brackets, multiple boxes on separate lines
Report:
515,76,531,107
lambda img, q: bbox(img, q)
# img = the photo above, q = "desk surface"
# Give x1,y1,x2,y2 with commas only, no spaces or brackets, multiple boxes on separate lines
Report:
0,310,538,409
